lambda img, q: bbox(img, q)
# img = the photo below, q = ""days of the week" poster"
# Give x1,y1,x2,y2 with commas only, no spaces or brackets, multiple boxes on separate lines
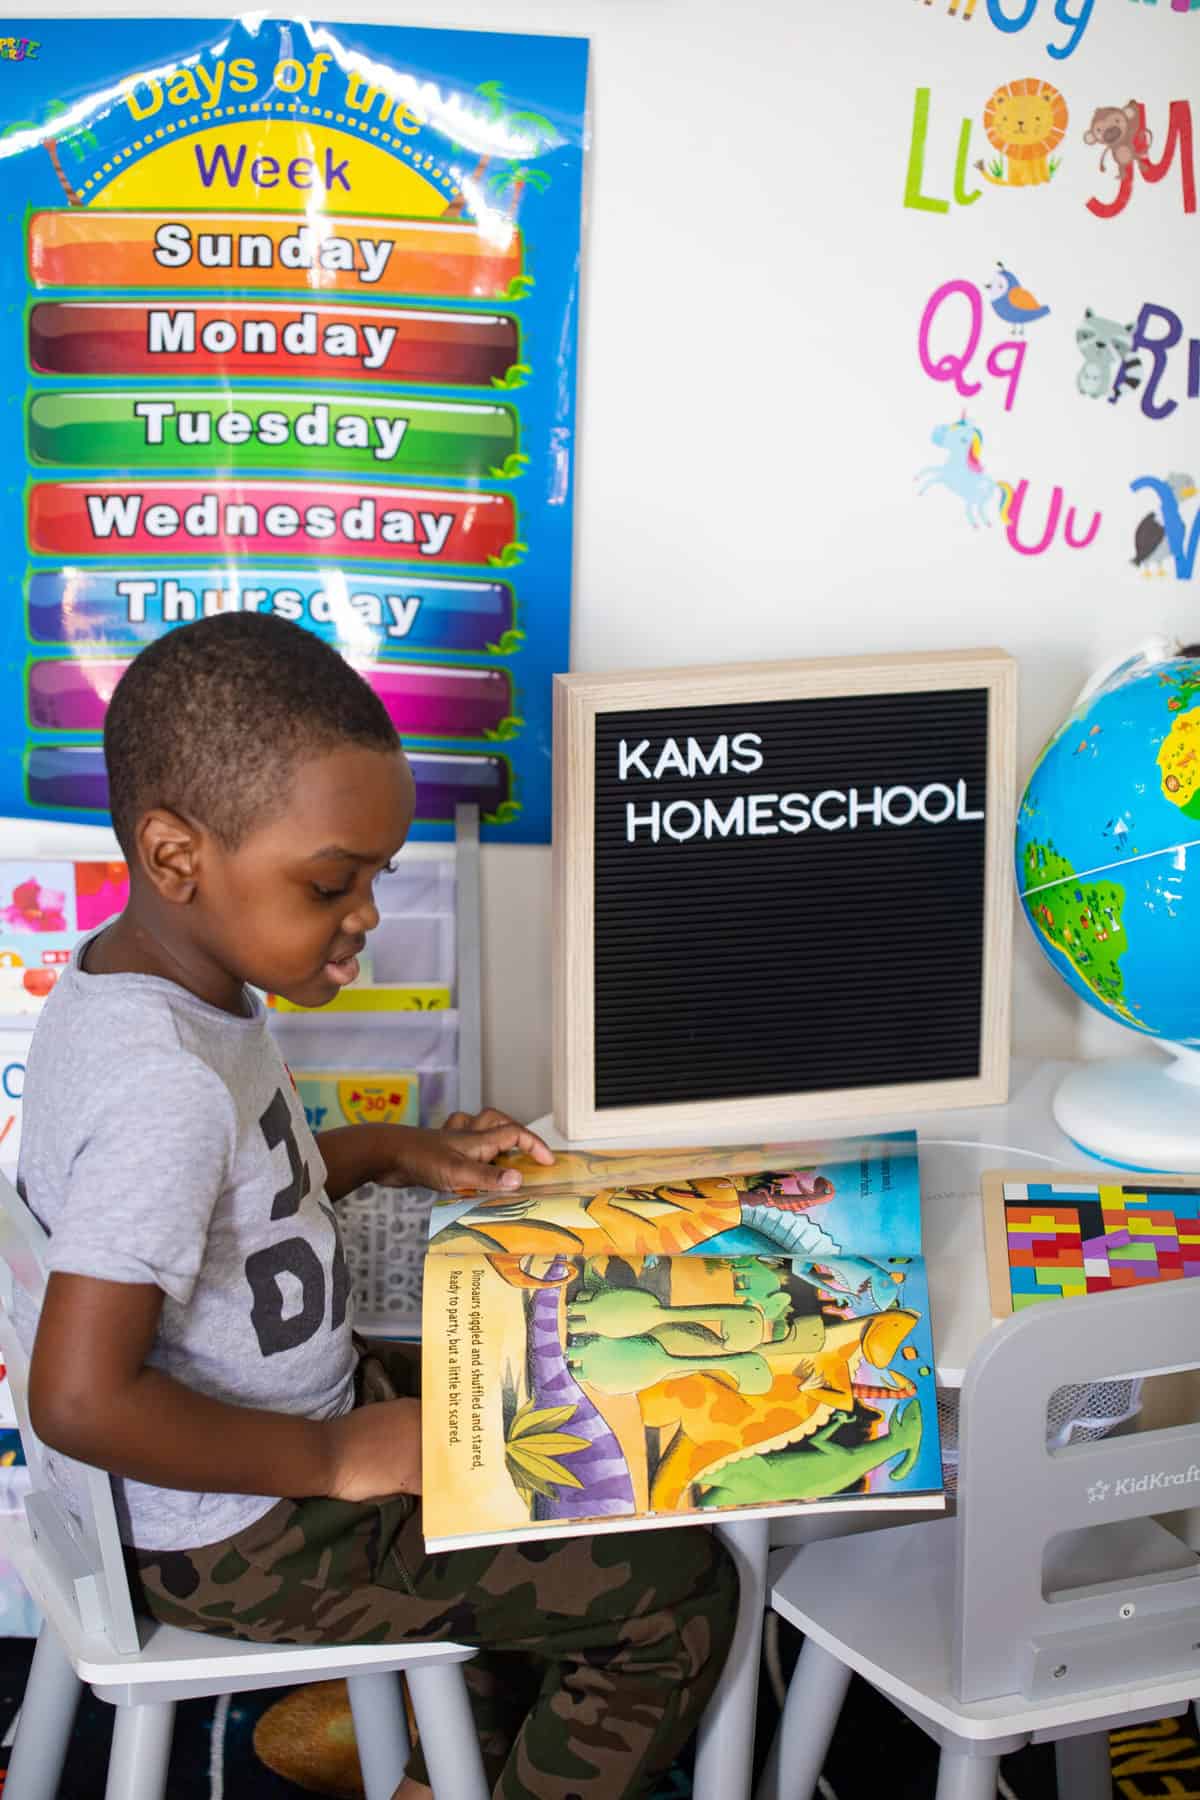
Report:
0,16,588,840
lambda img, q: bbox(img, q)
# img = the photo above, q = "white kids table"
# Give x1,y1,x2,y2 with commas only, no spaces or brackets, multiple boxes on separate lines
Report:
530,1056,1122,1800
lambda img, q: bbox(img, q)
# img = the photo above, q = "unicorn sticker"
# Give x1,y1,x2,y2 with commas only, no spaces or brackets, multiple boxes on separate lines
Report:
916,416,1014,529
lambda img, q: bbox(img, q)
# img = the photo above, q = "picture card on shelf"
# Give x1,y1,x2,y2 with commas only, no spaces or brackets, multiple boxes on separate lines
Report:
295,1071,420,1134
268,984,450,1014
0,859,127,1014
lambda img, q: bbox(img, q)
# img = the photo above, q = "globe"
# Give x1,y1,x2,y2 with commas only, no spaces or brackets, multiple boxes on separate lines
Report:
1015,637,1200,1167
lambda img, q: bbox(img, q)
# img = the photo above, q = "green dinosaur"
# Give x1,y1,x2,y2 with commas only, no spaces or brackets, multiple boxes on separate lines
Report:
731,1260,793,1332
566,1272,825,1374
566,1286,769,1353
693,1401,924,1507
566,1332,777,1396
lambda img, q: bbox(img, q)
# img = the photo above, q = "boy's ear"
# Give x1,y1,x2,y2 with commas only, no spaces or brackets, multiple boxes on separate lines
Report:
135,808,202,904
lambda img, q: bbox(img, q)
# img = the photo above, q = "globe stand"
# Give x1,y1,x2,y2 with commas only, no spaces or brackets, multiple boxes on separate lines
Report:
1053,1046,1200,1172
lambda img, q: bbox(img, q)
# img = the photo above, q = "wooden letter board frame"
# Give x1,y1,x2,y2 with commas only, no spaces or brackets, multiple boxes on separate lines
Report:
553,648,1016,1140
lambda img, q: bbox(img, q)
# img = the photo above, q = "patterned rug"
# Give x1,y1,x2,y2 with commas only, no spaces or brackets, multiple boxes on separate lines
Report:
0,1622,1195,1797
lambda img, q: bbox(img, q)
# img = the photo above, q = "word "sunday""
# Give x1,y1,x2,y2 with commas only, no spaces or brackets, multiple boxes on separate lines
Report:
154,222,395,285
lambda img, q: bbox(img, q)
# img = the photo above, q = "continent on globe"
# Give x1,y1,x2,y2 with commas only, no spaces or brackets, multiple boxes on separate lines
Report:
1021,841,1136,1024
1157,707,1200,818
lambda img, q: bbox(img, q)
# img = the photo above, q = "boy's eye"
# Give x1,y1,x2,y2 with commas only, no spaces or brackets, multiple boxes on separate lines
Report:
312,859,396,902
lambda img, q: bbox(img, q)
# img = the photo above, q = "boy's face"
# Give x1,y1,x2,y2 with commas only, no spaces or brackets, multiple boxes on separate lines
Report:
197,744,415,1007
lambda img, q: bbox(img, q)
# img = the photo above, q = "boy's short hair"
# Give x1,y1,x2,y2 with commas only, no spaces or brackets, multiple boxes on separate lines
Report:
104,614,400,854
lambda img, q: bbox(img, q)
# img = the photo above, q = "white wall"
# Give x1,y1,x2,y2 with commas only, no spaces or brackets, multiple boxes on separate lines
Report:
482,0,1200,1119
4,0,1195,1122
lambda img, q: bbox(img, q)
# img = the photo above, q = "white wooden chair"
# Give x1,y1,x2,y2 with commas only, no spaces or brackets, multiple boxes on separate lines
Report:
759,1279,1200,1800
0,1170,489,1800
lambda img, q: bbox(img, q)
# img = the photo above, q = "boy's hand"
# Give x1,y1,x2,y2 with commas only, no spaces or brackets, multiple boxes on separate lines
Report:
327,1397,423,1501
377,1108,555,1194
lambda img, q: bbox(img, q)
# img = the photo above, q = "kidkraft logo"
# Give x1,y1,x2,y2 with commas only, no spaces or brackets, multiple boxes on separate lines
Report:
0,38,39,62
1089,1466,1200,1503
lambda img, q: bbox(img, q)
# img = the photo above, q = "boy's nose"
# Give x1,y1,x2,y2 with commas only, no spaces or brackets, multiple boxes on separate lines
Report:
345,892,380,934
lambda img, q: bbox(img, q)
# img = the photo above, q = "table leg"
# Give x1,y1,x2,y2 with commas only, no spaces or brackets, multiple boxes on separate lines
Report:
692,1518,770,1800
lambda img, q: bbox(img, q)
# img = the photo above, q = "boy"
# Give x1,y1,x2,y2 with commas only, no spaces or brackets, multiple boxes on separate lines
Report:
19,615,737,1800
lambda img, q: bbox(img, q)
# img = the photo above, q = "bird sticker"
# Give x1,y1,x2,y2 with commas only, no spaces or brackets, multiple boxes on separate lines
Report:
986,263,1050,335
1131,472,1198,576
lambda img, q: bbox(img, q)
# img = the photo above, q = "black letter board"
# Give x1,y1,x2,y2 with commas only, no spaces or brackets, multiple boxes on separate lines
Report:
553,650,1015,1139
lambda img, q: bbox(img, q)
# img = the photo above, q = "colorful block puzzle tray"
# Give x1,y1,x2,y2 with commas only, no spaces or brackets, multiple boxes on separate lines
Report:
982,1170,1200,1317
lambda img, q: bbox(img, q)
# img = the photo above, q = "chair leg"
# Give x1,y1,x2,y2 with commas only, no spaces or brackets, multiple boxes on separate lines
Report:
695,1519,770,1800
754,1639,852,1800
935,1743,999,1800
104,1701,176,1800
406,1662,490,1800
4,1627,82,1800
346,1671,410,1800
1055,1728,1113,1799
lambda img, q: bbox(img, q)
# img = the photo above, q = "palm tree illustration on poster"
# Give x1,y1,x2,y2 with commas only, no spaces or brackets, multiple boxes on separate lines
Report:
0,17,587,842
898,1,1198,574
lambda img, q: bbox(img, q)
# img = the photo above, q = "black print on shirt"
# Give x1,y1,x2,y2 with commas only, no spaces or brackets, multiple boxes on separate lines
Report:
246,1235,325,1356
260,1087,311,1220
247,1088,348,1357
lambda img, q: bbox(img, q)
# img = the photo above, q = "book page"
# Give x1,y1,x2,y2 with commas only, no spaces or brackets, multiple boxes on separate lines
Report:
427,1133,924,1264
422,1137,942,1549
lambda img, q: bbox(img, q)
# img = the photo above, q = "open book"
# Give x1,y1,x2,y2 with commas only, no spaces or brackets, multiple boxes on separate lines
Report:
420,1132,943,1549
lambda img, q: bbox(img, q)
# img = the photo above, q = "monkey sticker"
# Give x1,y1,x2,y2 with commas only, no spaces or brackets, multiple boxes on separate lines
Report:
1084,102,1153,179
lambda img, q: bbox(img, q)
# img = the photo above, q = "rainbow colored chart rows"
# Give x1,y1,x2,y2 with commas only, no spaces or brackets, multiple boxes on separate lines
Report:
1000,1179,1200,1308
22,206,529,825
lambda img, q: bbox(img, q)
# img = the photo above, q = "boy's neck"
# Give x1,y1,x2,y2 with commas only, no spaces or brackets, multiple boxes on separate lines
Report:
85,899,251,1018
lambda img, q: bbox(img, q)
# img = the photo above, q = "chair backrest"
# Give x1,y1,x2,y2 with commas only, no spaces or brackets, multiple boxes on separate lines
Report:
0,1170,141,1653
954,1279,1200,1706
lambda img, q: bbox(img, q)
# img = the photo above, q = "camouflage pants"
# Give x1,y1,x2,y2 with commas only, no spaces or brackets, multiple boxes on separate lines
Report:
127,1341,739,1798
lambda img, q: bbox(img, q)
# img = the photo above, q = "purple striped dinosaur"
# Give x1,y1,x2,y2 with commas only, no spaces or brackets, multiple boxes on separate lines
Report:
525,1258,636,1522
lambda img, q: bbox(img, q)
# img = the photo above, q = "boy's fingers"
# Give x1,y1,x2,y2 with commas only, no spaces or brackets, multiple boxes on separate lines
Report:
468,1121,555,1166
444,1152,523,1192
465,1107,510,1130
442,1108,556,1167
447,1105,555,1159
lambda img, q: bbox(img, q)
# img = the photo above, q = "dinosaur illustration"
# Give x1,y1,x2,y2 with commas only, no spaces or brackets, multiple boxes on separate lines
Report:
695,1401,923,1507
642,1308,921,1510
567,1332,780,1397
563,1257,827,1399
518,1257,636,1522
435,1170,842,1278
732,1259,794,1331
565,1282,814,1355
795,1255,908,1314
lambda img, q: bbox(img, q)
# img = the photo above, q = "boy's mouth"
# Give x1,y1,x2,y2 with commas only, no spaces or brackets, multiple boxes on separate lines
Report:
323,946,363,988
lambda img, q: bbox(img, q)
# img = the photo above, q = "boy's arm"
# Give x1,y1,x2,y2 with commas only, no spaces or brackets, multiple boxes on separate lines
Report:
29,1273,422,1502
316,1106,555,1202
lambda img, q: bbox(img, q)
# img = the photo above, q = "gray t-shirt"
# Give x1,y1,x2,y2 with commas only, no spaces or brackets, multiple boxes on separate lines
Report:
14,941,357,1550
